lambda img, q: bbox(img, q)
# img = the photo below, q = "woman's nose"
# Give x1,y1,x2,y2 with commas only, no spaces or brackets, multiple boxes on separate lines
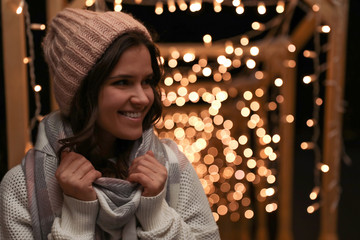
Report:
130,85,150,106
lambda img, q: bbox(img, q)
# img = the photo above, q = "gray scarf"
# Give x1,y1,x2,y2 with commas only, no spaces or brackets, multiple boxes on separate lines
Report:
22,112,180,239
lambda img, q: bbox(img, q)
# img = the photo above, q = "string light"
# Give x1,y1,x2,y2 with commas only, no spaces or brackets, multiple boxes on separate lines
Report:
276,0,285,13
190,0,202,12
235,3,244,14
177,0,188,11
16,0,24,14
257,2,266,15
155,1,164,15
168,0,176,13
114,0,122,12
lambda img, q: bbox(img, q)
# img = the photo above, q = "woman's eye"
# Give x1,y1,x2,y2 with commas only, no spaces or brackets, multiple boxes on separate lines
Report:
142,78,152,86
113,80,128,86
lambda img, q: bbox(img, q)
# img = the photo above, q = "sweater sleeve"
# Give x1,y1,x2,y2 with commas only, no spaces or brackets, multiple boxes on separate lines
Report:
0,165,33,239
135,144,220,240
0,165,99,240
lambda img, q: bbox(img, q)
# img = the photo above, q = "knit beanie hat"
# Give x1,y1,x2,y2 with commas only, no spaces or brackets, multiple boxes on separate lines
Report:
43,8,151,116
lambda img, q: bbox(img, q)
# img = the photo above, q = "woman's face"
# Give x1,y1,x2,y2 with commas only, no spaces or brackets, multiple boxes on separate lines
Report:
97,44,155,142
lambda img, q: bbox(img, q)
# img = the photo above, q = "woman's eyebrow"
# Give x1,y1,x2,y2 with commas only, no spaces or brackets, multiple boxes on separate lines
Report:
107,73,154,80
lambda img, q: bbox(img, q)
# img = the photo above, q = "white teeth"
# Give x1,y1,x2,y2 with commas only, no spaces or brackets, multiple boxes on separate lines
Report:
120,112,141,118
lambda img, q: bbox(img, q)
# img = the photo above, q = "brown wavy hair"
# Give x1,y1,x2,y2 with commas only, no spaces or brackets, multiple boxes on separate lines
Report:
58,31,163,178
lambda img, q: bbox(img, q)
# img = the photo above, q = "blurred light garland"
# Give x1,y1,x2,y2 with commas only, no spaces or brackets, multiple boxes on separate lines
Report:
16,0,344,223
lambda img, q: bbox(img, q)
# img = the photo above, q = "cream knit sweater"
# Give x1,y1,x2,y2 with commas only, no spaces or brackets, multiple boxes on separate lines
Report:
0,124,220,239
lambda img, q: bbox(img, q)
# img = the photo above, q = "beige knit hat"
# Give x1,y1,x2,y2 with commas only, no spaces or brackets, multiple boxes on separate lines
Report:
43,8,151,116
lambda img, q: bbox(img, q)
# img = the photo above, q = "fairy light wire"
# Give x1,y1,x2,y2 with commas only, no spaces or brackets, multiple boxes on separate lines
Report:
23,1,42,139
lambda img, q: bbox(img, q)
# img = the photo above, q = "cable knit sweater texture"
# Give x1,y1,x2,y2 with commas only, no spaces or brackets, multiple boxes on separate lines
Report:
0,113,220,239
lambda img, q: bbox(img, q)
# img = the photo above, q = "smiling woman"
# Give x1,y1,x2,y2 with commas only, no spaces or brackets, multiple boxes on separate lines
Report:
0,8,220,240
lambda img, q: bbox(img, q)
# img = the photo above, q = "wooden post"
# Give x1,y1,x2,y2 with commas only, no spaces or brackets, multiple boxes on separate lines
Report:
319,1,349,240
1,0,29,168
276,50,297,240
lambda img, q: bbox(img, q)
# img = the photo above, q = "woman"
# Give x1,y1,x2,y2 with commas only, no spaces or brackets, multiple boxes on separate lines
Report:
0,8,220,240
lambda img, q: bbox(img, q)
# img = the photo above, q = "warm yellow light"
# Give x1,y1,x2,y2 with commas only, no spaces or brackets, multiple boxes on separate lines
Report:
235,170,245,180
177,86,187,96
223,58,232,68
263,134,271,144
234,47,243,56
288,44,296,52
303,50,316,58
241,107,250,117
321,25,331,33
198,58,207,68
155,2,164,15
183,52,195,62
276,1,285,13
114,4,122,12
213,1,222,12
256,128,266,138
16,1,24,14
243,148,253,158
285,114,294,123
316,98,323,106
217,205,228,216
236,4,244,14
232,0,240,6
240,36,249,46
267,175,276,184
318,163,330,173
177,0,187,10
85,0,95,7
192,64,201,73
175,97,186,106
225,41,234,54
303,75,314,84
274,78,283,87
168,59,178,68
257,2,266,14
243,91,253,100
250,101,260,111
217,55,226,65
255,88,264,97
307,119,315,127
310,187,320,200
284,59,296,68
238,135,248,145
168,0,176,12
190,0,202,12
266,187,275,196
202,67,212,77
34,85,42,92
23,57,30,64
307,203,320,214
164,77,173,86
300,142,314,150
189,92,199,102
272,134,281,143
312,4,320,12
251,22,264,31
244,209,254,219
266,203,278,213
170,49,180,59
246,59,256,69
203,34,212,44
250,46,260,56
247,159,256,169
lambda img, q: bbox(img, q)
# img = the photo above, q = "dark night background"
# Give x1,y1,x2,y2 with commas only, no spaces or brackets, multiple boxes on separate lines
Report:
1,0,359,239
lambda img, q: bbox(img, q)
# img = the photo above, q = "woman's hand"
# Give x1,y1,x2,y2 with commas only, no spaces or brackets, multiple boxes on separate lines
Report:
127,150,168,197
55,151,102,201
